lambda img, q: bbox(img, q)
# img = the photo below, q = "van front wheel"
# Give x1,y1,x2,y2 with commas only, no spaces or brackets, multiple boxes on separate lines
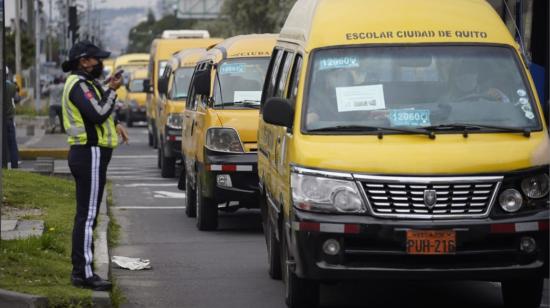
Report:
282,231,319,308
501,278,543,308
195,176,218,231
267,218,282,280
185,177,196,218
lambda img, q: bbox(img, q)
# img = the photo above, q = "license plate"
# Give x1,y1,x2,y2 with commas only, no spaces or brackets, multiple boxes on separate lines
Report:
406,230,456,255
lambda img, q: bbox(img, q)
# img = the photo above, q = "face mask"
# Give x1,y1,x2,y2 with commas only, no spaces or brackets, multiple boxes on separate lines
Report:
455,73,477,93
89,61,104,79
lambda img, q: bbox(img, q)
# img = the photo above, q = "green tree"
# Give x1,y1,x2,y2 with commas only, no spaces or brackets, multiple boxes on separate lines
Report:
5,31,35,73
127,10,196,53
219,0,296,35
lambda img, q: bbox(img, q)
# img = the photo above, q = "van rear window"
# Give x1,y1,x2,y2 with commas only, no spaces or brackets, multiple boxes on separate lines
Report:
304,46,540,133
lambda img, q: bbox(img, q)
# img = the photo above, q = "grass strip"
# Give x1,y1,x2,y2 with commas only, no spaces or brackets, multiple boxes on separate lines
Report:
0,170,93,307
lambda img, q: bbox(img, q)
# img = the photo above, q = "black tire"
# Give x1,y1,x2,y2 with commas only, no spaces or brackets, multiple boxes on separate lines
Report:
266,217,282,280
282,231,319,308
126,110,133,128
185,177,196,218
157,146,162,169
195,175,218,231
501,278,543,308
148,129,153,146
161,153,176,178
177,167,186,191
152,126,158,149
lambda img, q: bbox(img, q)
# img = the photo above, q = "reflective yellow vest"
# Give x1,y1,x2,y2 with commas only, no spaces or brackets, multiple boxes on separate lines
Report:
62,74,118,148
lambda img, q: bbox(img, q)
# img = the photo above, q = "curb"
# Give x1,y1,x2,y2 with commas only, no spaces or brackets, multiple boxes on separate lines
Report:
92,192,113,307
19,148,69,160
0,289,48,308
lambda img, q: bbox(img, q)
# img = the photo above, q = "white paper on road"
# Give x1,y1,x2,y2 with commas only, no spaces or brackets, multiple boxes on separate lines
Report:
112,256,152,271
153,191,187,199
335,84,386,112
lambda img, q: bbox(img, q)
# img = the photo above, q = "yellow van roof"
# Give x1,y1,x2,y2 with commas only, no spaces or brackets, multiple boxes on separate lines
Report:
281,0,515,50
114,53,149,69
131,69,148,80
202,34,278,63
168,48,207,71
151,38,223,60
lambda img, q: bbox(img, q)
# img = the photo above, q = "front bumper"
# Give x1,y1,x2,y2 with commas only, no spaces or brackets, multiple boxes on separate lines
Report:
199,148,259,207
288,209,549,282
163,126,182,158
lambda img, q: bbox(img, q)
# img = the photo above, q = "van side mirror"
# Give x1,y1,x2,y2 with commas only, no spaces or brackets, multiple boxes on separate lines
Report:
263,97,293,128
143,79,153,93
158,77,168,96
193,68,211,96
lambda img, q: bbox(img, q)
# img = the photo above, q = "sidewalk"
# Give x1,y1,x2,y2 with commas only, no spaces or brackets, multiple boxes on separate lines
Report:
15,115,69,161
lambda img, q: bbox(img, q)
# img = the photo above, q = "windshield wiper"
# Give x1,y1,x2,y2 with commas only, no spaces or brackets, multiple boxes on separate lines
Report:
308,125,436,139
421,123,531,138
218,101,260,109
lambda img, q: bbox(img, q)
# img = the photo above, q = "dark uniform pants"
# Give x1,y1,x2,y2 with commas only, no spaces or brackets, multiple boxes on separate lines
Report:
68,145,112,278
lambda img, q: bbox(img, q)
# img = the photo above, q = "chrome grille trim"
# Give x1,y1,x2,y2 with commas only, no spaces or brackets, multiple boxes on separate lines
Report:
355,174,503,219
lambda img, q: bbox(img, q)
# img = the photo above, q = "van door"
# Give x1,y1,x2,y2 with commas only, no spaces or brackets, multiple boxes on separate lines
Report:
183,69,199,181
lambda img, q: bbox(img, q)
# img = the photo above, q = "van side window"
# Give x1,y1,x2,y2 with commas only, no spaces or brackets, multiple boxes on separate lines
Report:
287,55,303,107
186,68,198,110
261,49,284,111
275,52,295,98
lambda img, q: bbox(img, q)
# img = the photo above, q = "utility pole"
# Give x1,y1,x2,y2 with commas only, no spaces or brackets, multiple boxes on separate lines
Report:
34,0,41,112
48,0,52,62
14,0,21,85
87,0,91,40
1,0,5,244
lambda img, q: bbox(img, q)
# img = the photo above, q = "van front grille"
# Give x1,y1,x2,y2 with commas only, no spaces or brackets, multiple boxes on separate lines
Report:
355,175,502,219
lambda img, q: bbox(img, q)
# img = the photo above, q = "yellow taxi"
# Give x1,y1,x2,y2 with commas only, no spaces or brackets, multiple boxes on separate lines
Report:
112,53,149,120
157,48,207,178
182,34,277,230
258,0,550,307
124,69,148,127
146,35,223,149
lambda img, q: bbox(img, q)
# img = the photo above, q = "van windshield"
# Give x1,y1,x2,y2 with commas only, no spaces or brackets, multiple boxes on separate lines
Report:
304,46,540,133
213,58,269,108
170,68,194,100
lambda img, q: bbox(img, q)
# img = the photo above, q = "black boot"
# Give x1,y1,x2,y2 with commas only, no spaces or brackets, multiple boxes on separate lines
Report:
71,274,112,291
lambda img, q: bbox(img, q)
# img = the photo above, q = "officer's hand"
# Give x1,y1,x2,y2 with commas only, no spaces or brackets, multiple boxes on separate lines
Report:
109,74,123,90
116,123,129,144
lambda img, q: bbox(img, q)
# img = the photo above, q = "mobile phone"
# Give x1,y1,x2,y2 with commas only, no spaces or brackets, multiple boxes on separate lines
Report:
104,70,124,84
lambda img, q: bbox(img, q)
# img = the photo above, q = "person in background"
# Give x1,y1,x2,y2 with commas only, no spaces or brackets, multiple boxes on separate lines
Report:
45,77,66,133
2,67,21,169
61,40,129,291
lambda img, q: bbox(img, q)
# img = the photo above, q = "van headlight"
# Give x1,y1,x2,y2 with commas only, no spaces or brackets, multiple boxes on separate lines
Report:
291,173,365,213
167,113,183,129
499,189,523,213
205,128,244,153
521,174,549,199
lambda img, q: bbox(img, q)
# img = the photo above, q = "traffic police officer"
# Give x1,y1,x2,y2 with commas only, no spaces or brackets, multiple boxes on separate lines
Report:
61,40,129,291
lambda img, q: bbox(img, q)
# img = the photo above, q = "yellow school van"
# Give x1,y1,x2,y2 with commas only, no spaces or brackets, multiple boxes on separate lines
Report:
156,48,207,178
182,34,277,230
258,0,550,307
146,35,223,149
112,53,149,120
124,69,149,126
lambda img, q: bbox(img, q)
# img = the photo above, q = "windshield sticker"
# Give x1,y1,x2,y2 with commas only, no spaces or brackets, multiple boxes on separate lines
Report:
234,91,262,102
517,89,527,97
335,85,386,112
319,57,359,71
389,109,431,127
220,63,246,75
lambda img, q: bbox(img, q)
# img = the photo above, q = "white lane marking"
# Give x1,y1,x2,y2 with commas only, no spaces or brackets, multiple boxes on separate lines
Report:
112,155,157,159
109,176,170,180
117,183,176,187
114,206,186,210
153,191,186,199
